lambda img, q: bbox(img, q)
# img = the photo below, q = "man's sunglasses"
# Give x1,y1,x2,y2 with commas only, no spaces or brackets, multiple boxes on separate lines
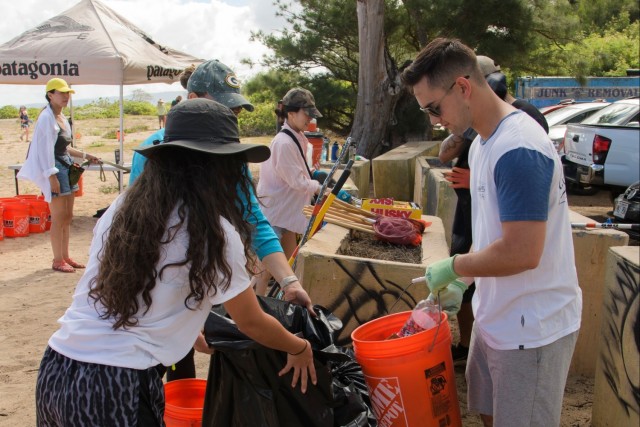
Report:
419,76,469,117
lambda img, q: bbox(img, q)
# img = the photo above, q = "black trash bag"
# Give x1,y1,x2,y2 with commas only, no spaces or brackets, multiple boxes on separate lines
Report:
326,346,378,427
202,297,377,427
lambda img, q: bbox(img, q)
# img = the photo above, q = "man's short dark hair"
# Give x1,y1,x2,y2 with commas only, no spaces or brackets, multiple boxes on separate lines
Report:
401,38,479,89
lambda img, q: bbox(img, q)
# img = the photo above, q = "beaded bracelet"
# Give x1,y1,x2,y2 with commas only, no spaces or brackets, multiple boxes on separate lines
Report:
288,339,308,356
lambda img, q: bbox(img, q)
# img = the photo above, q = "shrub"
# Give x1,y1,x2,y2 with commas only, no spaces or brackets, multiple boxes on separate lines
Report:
0,105,19,119
123,101,155,116
238,102,277,136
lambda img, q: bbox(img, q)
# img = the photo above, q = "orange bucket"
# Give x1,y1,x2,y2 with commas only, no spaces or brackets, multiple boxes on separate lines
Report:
0,203,4,240
75,174,84,197
304,132,324,166
164,379,207,427
0,199,30,238
351,311,461,427
16,195,48,234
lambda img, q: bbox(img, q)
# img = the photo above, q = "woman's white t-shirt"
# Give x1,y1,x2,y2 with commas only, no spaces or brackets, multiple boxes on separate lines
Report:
48,194,251,369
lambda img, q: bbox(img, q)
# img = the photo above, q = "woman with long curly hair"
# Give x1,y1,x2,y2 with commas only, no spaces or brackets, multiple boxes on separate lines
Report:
35,99,316,426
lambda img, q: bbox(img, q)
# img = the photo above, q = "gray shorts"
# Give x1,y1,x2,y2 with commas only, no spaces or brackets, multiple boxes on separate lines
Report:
466,327,578,426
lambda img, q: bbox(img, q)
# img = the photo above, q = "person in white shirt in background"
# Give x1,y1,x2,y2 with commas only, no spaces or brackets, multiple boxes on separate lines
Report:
402,38,581,427
256,88,324,293
17,78,100,273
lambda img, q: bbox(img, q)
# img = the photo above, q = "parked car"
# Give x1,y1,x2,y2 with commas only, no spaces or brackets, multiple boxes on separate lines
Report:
539,98,607,116
613,181,640,240
545,101,610,153
540,99,576,115
563,97,640,196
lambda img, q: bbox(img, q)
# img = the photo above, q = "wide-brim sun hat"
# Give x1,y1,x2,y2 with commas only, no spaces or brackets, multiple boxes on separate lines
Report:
45,78,75,94
134,98,269,163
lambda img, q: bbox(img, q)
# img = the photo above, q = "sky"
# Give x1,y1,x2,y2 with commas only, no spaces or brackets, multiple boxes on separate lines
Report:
0,0,291,106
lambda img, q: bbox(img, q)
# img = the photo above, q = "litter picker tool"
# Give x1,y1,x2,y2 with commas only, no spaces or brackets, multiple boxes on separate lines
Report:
571,222,639,231
267,140,354,299
98,159,131,172
267,163,352,299
289,138,354,270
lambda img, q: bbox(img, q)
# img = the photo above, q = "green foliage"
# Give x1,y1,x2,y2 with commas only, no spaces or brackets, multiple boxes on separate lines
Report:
238,102,277,136
63,98,155,120
72,98,120,119
27,107,41,120
531,16,639,77
123,101,155,116
576,0,639,32
248,0,638,146
0,105,19,119
243,69,355,134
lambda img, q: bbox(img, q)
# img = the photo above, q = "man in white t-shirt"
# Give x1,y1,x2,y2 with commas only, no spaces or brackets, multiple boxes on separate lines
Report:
401,38,582,427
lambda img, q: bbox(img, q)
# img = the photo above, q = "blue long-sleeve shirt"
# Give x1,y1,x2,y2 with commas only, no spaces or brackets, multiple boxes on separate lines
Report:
129,129,282,260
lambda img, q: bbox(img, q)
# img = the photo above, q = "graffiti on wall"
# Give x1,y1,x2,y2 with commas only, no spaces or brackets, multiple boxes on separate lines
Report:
321,259,423,345
599,257,639,417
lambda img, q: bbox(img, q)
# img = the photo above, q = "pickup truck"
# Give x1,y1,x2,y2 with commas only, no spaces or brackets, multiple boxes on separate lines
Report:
562,97,640,196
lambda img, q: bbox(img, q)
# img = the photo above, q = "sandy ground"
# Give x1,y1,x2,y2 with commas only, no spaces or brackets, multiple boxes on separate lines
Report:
0,117,600,426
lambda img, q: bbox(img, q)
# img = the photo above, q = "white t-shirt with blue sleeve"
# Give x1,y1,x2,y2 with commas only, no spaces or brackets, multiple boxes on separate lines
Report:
469,111,582,350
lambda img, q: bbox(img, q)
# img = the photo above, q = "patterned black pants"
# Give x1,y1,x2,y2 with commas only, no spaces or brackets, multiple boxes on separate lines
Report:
36,346,166,426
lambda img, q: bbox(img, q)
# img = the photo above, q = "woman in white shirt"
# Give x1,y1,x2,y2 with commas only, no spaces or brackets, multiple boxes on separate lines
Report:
35,99,316,427
17,78,100,273
256,88,323,258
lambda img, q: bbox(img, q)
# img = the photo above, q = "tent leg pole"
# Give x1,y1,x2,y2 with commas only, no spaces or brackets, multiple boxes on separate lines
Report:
119,85,124,193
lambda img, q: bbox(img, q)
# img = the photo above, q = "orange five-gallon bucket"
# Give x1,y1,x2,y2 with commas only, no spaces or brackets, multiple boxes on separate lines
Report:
351,311,461,427
0,198,30,238
164,379,207,427
0,203,4,240
16,195,48,233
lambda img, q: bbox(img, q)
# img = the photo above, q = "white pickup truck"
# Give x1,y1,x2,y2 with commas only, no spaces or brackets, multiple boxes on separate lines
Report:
562,97,640,196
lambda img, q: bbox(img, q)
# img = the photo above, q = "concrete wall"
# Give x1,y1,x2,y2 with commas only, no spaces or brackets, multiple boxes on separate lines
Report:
372,140,440,201
569,210,629,377
318,160,370,199
295,216,449,345
350,160,370,199
413,157,457,248
592,246,639,427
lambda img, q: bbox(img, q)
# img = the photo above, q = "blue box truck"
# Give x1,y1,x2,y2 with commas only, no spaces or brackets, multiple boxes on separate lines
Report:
514,76,640,108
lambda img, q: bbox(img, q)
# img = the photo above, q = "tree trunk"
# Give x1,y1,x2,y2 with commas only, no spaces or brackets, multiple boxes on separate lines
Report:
351,0,402,159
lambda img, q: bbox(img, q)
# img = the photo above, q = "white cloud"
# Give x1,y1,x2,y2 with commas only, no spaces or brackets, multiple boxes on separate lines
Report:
0,0,289,106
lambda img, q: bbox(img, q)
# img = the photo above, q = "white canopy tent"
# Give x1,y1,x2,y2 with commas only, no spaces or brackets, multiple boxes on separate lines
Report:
0,0,203,188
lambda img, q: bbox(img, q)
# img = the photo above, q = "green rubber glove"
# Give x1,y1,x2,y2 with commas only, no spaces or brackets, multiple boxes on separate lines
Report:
425,255,460,293
427,279,468,315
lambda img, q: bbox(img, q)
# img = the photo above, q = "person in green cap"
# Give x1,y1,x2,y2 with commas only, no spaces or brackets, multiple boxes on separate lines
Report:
130,61,315,383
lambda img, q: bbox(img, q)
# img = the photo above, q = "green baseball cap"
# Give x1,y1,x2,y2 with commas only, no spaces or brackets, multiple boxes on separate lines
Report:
187,60,254,112
282,87,322,118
